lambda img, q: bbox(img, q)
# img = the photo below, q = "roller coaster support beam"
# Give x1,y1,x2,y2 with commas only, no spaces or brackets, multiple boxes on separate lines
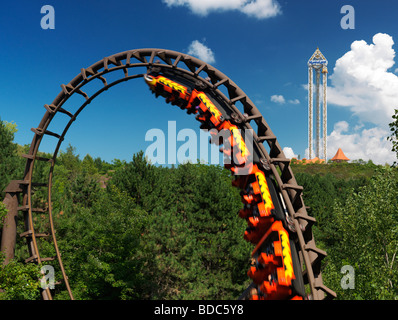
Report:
1,181,24,264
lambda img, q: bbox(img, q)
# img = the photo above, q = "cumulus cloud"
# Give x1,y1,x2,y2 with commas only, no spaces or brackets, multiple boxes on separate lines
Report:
288,99,300,105
328,33,398,128
270,94,285,104
270,95,299,105
317,33,398,165
283,147,298,159
327,121,395,164
162,0,281,19
187,40,215,64
304,121,395,164
240,0,281,19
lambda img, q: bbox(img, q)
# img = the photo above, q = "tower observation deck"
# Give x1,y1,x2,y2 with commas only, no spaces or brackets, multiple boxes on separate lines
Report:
308,47,328,161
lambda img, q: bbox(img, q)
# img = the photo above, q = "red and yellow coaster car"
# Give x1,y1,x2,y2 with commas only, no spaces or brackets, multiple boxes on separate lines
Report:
247,221,297,299
144,74,191,107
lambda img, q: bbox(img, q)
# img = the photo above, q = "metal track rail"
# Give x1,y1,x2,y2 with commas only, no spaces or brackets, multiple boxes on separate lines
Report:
2,49,336,300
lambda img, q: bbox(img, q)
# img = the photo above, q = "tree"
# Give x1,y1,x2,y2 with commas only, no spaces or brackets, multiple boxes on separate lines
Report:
388,109,398,166
323,167,398,299
0,252,41,300
68,170,101,208
135,162,251,299
110,151,156,210
81,154,98,176
57,144,81,177
52,185,149,300
0,119,19,193
295,171,368,249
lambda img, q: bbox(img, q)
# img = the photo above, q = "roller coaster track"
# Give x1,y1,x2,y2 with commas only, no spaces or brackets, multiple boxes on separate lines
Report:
1,48,336,300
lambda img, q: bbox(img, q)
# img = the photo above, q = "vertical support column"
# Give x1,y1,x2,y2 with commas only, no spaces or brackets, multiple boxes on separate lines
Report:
1,181,22,264
308,66,313,160
323,70,328,162
315,68,321,159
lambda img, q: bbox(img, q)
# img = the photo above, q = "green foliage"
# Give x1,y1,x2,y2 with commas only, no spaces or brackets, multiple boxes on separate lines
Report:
57,144,81,176
322,167,398,299
53,185,148,300
291,160,377,180
68,170,101,208
133,162,251,299
81,154,98,176
93,156,114,175
110,151,156,210
0,253,41,300
0,202,7,228
292,160,398,300
2,115,398,300
2,121,18,135
0,118,19,194
295,171,368,248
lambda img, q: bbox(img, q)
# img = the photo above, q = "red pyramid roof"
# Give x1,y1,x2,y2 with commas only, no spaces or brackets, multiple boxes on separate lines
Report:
331,148,349,161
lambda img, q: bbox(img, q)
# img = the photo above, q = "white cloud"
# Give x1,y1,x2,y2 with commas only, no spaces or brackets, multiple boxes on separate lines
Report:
187,40,215,64
162,0,281,19
270,94,285,104
322,33,398,165
240,0,281,19
288,98,300,104
270,95,299,105
325,121,395,165
328,33,398,128
283,147,298,159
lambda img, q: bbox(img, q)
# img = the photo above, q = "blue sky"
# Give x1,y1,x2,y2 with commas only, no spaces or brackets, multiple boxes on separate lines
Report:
1,0,398,164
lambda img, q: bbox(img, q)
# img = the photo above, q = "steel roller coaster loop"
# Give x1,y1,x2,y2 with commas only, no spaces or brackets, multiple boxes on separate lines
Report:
1,48,336,300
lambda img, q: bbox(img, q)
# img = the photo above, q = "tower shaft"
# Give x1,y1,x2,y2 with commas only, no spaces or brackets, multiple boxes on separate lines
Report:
308,67,313,160
315,68,321,158
323,71,327,161
307,47,328,161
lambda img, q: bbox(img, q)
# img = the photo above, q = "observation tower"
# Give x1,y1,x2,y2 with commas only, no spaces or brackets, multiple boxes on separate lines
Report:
308,47,328,161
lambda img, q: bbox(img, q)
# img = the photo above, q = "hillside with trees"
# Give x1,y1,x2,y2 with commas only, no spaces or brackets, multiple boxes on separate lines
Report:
1,113,398,300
